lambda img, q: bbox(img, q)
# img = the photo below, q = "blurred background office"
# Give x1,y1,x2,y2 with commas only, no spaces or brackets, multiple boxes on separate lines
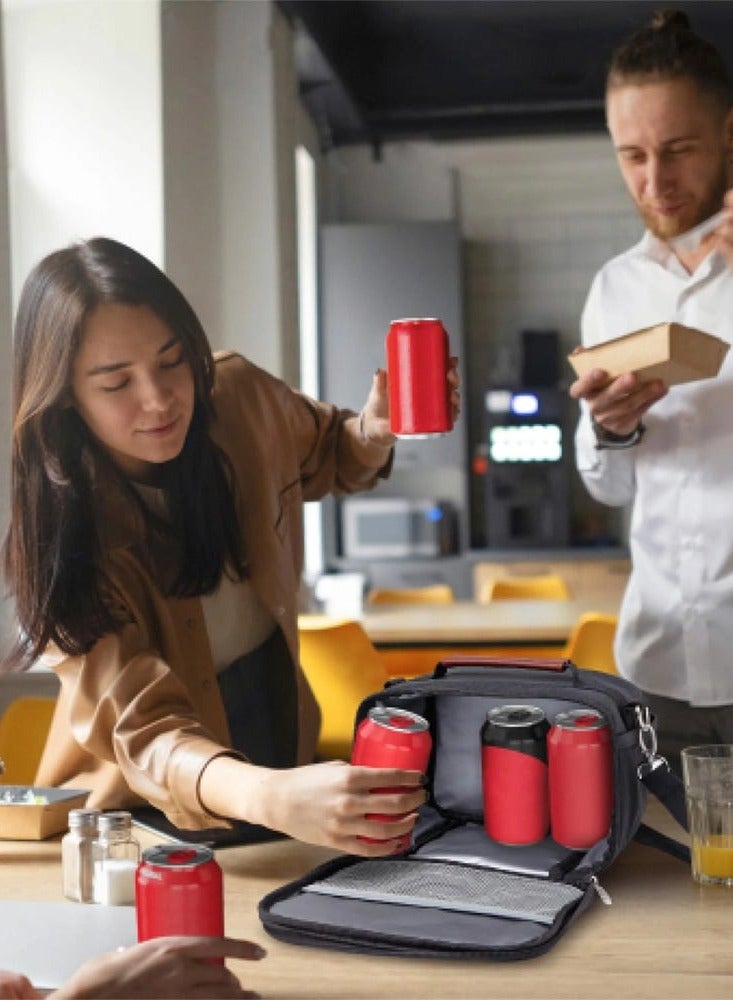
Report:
0,0,730,669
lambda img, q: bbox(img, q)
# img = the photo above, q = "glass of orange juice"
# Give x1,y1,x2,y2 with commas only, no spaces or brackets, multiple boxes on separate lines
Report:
681,745,733,886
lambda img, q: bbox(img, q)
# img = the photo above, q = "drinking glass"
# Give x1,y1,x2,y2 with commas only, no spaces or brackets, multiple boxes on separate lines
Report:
681,744,733,886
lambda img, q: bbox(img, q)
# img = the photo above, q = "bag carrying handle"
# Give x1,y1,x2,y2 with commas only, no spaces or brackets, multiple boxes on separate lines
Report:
434,655,570,678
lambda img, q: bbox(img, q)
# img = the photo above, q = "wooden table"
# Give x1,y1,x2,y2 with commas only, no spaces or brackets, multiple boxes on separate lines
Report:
4,799,732,1000
361,598,621,648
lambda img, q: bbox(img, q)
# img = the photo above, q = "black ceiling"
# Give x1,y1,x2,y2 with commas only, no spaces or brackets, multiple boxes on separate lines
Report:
277,1,733,151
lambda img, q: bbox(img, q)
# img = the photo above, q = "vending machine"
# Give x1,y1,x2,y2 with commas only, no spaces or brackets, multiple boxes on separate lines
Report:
481,386,570,548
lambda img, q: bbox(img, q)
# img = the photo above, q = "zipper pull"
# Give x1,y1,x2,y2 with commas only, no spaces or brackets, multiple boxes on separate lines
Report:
590,875,612,905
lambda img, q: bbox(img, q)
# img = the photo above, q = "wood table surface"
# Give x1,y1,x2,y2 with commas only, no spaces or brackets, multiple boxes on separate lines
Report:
3,798,732,1000
359,597,621,647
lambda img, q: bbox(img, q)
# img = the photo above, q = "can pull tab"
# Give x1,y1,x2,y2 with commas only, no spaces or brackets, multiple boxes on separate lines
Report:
590,875,613,905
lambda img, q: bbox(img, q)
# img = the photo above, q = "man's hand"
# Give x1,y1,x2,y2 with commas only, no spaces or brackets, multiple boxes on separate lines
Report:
0,970,38,999
569,366,667,437
51,937,265,1000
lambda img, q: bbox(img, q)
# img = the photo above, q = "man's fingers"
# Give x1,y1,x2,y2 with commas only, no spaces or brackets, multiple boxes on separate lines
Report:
149,936,267,962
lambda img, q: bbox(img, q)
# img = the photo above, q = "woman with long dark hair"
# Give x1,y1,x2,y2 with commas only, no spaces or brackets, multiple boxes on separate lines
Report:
3,236,459,852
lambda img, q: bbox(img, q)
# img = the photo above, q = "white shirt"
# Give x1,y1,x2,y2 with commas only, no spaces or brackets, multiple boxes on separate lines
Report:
575,231,733,706
201,574,275,673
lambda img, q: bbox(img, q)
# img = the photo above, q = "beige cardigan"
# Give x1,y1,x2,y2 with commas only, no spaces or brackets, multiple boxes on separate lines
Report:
35,351,392,828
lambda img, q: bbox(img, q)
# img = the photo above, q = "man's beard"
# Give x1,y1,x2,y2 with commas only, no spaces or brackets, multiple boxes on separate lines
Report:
639,162,728,242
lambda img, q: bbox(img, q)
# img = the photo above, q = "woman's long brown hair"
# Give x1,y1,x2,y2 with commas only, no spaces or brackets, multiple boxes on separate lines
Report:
2,237,247,671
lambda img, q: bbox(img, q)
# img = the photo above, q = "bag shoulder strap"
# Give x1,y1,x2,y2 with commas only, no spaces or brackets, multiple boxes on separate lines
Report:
637,763,690,863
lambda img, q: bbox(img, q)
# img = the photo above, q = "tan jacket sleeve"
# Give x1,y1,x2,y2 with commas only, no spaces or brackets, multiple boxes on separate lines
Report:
213,353,393,502
37,551,241,829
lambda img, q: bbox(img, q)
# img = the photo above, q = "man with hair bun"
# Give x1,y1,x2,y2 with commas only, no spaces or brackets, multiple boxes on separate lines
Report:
570,9,733,772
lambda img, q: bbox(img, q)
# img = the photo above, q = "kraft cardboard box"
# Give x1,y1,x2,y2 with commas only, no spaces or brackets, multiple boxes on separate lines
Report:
567,322,729,387
0,786,89,840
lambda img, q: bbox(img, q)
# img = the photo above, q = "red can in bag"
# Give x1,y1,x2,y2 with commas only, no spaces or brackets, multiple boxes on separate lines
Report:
548,708,613,849
386,318,452,437
136,845,224,963
481,704,550,845
351,706,432,849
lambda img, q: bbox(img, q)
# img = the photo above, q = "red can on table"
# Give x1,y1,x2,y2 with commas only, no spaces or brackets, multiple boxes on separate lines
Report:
547,708,613,849
136,845,224,962
481,704,550,845
386,318,452,437
351,706,432,849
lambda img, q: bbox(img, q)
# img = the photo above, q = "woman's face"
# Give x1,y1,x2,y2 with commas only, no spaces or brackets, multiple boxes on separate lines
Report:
71,302,196,482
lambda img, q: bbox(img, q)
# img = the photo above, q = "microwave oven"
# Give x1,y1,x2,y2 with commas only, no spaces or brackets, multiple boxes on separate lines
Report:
341,498,457,560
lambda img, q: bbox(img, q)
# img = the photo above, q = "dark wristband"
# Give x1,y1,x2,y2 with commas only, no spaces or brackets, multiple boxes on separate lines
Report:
592,418,645,450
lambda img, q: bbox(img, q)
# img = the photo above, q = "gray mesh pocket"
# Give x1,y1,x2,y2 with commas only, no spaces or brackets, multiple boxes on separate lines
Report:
303,859,582,926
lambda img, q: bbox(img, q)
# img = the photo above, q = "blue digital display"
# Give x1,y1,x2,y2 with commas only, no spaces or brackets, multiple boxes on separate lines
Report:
425,506,443,522
511,392,539,416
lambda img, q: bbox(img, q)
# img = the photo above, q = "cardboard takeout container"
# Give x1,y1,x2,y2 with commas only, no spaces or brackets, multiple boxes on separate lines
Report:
567,322,729,387
0,786,89,840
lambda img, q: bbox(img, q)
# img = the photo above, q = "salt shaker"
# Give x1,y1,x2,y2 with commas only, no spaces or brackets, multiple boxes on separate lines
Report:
62,808,101,902
92,810,140,905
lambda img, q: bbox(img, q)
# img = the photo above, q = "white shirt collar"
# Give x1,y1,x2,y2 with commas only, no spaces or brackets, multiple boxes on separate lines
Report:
632,228,724,281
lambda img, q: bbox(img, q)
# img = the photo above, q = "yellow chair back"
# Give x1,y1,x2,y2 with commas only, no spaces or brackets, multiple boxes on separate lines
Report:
563,613,618,674
480,574,570,602
366,584,455,605
298,616,390,760
0,696,57,785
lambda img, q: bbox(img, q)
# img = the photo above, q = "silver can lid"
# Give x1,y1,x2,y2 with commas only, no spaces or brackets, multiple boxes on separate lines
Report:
487,704,546,728
368,706,429,733
553,708,607,731
141,844,214,868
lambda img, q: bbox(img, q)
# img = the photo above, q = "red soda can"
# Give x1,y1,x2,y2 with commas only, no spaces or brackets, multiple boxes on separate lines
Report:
136,845,224,962
386,318,453,437
351,706,432,849
482,704,550,845
548,708,613,849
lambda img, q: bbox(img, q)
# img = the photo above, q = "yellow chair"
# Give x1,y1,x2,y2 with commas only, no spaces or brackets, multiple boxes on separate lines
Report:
0,696,57,785
298,616,391,760
366,584,455,606
480,574,570,602
563,613,618,674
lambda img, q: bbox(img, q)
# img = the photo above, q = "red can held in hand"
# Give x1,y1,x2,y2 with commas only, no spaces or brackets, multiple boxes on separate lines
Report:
351,706,432,849
386,318,453,437
136,845,224,962
547,708,613,849
481,704,550,846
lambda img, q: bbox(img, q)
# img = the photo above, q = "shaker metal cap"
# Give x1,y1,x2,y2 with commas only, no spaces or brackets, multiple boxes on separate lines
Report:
67,808,101,829
97,809,133,832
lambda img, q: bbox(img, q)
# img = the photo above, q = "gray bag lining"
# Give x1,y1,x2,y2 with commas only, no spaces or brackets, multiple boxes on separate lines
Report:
433,694,603,815
303,859,583,926
269,893,562,950
413,822,580,878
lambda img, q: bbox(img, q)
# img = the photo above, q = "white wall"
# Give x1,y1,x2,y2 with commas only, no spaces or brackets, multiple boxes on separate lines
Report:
2,0,163,303
162,0,319,382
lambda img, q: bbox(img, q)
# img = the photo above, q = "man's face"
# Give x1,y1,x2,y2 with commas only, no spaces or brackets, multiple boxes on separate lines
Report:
606,77,733,241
